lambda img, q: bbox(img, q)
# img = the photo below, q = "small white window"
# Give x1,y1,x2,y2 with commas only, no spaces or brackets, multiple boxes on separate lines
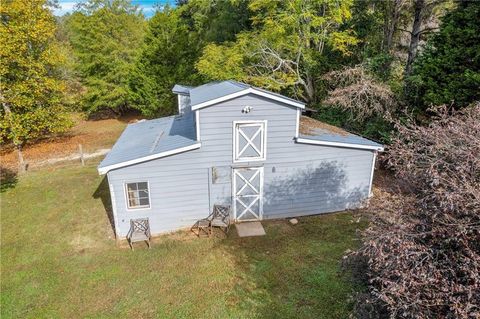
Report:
233,121,267,162
125,182,150,209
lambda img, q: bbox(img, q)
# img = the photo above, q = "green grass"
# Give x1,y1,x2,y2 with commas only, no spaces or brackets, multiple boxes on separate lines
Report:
1,163,366,319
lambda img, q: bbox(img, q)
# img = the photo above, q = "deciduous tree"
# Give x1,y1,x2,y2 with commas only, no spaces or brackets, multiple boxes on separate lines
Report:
352,103,480,318
197,0,359,103
0,0,72,172
65,0,145,116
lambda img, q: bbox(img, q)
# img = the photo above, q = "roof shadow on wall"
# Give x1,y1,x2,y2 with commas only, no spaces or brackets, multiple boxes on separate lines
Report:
263,161,367,216
168,111,196,140
92,176,116,237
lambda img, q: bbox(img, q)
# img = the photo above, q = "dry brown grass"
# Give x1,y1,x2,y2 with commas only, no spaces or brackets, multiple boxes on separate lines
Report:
0,113,142,171
299,116,349,136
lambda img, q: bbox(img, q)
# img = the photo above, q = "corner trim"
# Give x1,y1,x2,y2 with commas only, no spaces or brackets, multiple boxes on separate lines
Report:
195,110,201,141
368,151,378,197
295,109,300,138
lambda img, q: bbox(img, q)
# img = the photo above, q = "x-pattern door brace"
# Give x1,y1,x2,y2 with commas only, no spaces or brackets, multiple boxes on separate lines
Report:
233,167,263,222
236,197,260,220
235,169,260,195
238,126,262,157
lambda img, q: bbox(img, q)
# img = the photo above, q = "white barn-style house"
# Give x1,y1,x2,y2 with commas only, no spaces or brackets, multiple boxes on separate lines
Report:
98,81,384,237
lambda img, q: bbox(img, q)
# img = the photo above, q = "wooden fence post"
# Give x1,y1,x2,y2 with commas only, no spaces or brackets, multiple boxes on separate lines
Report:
79,144,85,166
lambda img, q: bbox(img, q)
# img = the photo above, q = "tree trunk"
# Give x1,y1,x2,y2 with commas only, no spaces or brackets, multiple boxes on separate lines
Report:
16,144,26,173
384,0,404,53
1,92,27,173
405,0,425,76
304,74,315,104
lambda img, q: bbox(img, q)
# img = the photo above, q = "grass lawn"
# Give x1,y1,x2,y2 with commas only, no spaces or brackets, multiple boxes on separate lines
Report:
1,162,366,319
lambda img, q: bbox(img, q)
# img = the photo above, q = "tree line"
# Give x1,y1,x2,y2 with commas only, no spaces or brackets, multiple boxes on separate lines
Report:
2,0,479,149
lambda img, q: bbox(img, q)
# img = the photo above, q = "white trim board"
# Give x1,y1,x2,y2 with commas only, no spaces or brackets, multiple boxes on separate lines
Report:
295,109,300,138
108,179,120,239
191,88,305,110
98,143,202,175
195,110,201,141
368,151,378,197
295,137,384,151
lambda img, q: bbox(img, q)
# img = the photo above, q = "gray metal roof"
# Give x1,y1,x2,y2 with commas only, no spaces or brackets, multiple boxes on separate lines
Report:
299,116,383,148
98,112,197,171
188,80,305,107
98,82,382,174
188,81,249,106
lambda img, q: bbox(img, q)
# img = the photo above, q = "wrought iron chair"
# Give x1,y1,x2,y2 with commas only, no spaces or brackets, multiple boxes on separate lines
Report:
209,204,231,234
127,218,151,250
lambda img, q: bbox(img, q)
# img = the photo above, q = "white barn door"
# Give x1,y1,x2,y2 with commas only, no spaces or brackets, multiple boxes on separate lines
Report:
233,121,267,162
233,167,264,222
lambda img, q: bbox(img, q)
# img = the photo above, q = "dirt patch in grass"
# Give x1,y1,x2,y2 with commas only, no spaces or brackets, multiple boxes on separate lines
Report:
0,113,142,172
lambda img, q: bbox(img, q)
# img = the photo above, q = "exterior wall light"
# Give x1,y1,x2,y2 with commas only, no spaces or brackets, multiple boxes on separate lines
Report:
242,106,253,113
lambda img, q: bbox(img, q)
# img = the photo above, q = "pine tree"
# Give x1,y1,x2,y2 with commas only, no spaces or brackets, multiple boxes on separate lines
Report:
407,1,480,111
129,6,202,117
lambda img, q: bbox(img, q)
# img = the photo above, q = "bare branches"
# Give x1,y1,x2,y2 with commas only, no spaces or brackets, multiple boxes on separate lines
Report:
323,65,397,121
246,41,311,100
352,103,480,318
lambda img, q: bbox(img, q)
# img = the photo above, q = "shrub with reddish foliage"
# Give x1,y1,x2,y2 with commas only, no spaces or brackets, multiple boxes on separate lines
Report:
354,104,480,318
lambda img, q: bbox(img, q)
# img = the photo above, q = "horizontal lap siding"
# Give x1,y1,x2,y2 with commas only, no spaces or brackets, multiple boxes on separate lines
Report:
262,147,373,219
107,159,209,237
107,93,375,236
199,95,298,218
199,94,373,220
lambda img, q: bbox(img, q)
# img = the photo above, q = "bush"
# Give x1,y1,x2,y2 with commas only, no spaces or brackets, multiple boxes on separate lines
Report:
319,65,396,143
352,103,480,318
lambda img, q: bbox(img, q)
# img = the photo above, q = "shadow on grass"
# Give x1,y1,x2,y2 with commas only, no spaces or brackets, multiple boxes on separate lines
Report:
217,216,363,319
0,166,18,192
93,176,116,237
213,163,367,318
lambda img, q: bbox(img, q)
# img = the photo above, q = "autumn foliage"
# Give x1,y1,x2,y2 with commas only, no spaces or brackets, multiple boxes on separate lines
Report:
354,104,480,318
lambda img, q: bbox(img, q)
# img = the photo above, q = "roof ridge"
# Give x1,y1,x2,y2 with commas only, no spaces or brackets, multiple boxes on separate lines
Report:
226,79,251,89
